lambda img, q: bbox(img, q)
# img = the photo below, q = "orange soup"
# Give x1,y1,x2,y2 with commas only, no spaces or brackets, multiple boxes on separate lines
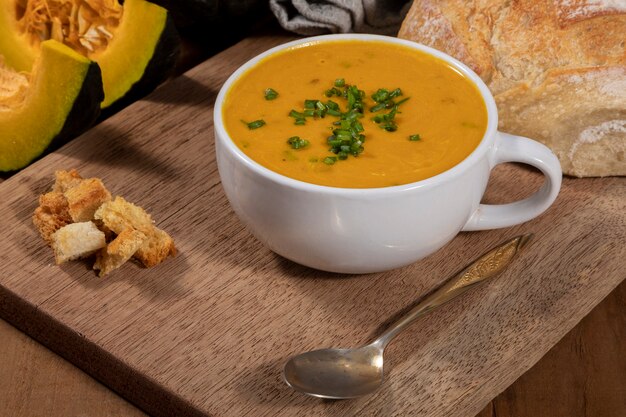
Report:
222,40,487,188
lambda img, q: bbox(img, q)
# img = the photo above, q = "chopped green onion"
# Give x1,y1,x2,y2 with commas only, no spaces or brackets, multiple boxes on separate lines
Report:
370,102,387,112
281,79,418,165
264,88,279,100
371,88,390,103
368,87,410,131
316,80,369,160
345,85,364,112
289,109,306,125
344,109,360,121
289,109,304,118
383,123,398,132
242,119,266,130
389,88,402,99
395,97,410,106
328,138,342,147
326,100,339,110
324,87,342,97
350,142,363,152
287,136,310,149
388,105,398,119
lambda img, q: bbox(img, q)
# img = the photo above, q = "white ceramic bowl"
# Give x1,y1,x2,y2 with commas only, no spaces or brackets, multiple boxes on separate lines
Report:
214,34,562,274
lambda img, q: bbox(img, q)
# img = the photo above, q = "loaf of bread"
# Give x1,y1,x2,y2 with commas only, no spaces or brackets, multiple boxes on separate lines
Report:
398,0,626,177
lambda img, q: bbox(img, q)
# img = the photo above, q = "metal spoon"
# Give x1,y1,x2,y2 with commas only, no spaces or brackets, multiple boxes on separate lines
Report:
283,234,533,399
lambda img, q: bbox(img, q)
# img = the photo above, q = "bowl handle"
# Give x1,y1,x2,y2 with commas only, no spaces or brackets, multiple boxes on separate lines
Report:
462,132,562,231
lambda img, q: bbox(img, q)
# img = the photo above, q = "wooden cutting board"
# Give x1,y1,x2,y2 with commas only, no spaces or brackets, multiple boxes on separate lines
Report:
0,34,624,417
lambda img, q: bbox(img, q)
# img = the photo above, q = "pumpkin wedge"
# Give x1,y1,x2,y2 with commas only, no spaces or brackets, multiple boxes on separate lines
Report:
0,40,102,171
0,0,179,109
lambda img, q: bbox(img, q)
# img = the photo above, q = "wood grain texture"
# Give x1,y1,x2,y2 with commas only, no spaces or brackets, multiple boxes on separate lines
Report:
0,34,624,417
476,279,626,417
1,281,624,417
0,318,145,417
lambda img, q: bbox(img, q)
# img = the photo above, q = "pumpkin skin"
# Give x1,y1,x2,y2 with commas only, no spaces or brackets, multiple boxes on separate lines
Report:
103,11,180,114
0,40,103,172
0,0,179,110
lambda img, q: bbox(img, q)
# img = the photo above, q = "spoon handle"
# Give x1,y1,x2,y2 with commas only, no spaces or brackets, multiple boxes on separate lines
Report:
374,234,533,348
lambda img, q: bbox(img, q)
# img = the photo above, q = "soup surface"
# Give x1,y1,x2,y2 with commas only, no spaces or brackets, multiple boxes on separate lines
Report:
222,40,487,188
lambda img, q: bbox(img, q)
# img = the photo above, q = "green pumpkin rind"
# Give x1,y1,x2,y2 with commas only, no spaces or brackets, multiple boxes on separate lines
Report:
0,41,103,172
54,62,104,151
101,14,180,116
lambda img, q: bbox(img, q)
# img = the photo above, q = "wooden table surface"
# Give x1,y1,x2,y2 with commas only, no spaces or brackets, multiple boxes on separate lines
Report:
1,31,624,416
1,281,624,417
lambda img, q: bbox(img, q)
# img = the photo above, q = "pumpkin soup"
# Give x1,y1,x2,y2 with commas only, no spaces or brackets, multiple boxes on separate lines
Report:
222,40,487,188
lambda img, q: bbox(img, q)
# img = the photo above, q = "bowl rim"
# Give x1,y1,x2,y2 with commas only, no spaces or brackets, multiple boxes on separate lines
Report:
213,33,499,196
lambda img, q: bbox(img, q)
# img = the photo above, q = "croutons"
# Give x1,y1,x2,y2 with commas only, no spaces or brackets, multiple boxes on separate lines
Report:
34,170,176,276
32,192,73,245
52,222,106,264
33,171,111,242
95,197,176,267
94,196,154,233
64,178,112,222
94,228,147,277
52,169,83,193
135,228,177,268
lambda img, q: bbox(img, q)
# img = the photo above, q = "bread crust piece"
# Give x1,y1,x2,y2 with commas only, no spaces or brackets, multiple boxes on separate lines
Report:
94,228,147,277
32,191,73,245
135,227,177,268
64,178,112,222
94,196,176,268
52,221,106,264
398,0,626,177
52,169,83,193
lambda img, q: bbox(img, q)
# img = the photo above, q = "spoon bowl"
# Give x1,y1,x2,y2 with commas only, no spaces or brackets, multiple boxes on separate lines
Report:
283,344,384,399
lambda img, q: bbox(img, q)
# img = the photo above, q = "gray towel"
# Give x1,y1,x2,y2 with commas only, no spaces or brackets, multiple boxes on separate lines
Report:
270,0,412,35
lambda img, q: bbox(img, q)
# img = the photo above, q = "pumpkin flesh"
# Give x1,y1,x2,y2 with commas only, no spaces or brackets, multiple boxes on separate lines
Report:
0,40,102,171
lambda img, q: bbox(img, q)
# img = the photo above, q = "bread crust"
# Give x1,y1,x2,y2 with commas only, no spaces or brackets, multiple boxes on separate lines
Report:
95,196,176,268
32,191,73,245
64,178,112,222
94,228,147,277
398,0,626,177
52,169,83,193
